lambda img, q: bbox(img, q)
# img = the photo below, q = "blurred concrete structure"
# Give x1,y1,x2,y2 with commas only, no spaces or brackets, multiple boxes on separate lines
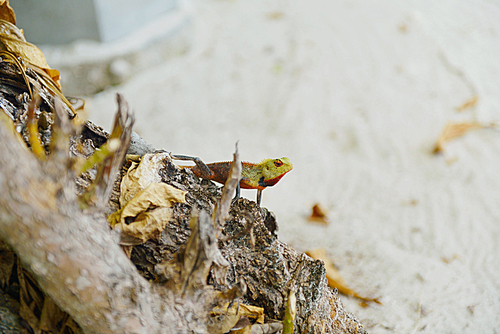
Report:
12,0,177,44
10,0,192,95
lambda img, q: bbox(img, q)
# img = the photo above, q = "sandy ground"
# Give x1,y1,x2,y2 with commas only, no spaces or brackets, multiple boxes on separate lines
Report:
82,1,500,333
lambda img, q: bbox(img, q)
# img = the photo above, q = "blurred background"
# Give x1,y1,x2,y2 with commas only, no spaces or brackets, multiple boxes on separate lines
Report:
11,0,500,332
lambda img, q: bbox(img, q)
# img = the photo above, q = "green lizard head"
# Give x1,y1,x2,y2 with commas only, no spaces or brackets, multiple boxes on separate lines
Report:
260,157,293,187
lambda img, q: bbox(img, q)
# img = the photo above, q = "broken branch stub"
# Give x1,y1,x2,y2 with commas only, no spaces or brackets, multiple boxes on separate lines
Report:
84,93,135,208
215,142,241,232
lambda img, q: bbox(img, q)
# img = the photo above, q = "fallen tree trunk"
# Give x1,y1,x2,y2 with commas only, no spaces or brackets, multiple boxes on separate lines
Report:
0,104,369,333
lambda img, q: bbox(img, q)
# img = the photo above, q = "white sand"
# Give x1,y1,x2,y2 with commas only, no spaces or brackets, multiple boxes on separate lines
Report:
85,1,500,332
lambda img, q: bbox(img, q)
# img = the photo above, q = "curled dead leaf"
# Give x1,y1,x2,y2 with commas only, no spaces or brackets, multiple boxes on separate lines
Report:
208,313,240,334
231,317,252,332
306,249,381,305
108,152,188,244
0,0,16,24
211,303,265,324
308,203,329,225
0,19,60,85
216,278,246,303
433,122,490,154
456,95,478,112
108,183,186,244
119,152,169,206
0,11,77,117
209,302,265,334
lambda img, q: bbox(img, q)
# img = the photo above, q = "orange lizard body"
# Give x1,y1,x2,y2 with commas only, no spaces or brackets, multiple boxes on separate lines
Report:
172,155,293,205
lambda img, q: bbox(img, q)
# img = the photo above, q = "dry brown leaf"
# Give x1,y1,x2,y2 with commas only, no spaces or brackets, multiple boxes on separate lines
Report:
108,183,186,244
18,265,44,332
441,254,459,264
119,182,185,218
456,95,478,112
60,317,83,334
119,152,168,206
39,297,66,331
0,9,78,118
401,199,419,206
433,122,485,153
208,314,241,334
208,302,264,333
0,20,61,85
0,0,16,25
109,152,186,244
236,322,283,334
306,249,381,304
231,317,252,332
398,23,408,33
211,302,265,324
216,277,246,302
121,245,133,258
0,242,15,289
266,11,285,20
307,203,329,225
0,18,21,40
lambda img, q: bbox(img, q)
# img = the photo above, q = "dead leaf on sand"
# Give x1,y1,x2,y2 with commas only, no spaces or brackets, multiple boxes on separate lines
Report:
433,122,491,154
455,95,478,112
306,249,381,305
307,203,329,225
266,11,285,20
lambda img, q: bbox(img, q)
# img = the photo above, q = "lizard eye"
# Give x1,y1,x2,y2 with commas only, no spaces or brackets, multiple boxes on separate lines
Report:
274,160,283,167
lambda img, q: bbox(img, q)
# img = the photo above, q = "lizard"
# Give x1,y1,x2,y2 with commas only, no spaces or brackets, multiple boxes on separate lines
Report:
171,154,293,205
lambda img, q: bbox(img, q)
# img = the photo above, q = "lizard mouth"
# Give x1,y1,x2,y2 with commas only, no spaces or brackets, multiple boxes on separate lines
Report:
261,169,292,187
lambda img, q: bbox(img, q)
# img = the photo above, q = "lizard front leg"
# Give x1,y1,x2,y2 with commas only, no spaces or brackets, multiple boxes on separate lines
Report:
256,189,262,206
235,182,241,201
170,154,214,179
